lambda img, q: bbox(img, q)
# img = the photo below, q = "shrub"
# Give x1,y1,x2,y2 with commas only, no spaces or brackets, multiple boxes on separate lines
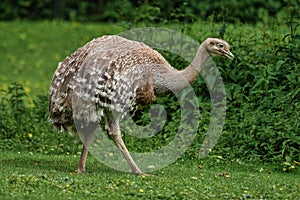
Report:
0,0,293,24
0,83,81,154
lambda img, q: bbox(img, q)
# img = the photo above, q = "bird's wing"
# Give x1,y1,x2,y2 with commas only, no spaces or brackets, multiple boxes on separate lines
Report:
71,52,155,122
49,36,157,128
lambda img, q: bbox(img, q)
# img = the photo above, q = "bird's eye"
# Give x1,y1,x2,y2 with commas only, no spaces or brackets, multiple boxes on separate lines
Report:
218,43,224,48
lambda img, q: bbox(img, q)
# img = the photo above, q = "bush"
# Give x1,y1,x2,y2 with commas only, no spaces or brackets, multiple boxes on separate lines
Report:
0,83,81,154
0,0,294,24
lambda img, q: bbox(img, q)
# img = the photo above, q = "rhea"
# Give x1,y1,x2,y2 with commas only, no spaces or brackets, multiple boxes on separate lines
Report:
49,35,234,174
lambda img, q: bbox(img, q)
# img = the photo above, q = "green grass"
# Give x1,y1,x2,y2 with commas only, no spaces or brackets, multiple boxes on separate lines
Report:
0,151,299,200
0,21,123,104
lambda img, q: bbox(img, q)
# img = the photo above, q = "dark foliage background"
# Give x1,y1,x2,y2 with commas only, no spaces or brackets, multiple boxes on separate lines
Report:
0,0,288,24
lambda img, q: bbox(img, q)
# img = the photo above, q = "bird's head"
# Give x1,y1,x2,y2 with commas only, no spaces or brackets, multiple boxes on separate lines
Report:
203,38,234,60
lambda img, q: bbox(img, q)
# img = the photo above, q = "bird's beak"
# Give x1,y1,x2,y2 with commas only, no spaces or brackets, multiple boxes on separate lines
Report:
224,51,234,60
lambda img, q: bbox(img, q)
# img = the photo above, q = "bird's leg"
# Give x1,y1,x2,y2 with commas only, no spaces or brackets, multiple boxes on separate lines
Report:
76,145,88,173
107,114,144,174
76,122,97,173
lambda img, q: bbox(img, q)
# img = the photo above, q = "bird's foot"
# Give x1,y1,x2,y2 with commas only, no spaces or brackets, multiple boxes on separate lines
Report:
139,173,153,177
132,169,144,175
132,169,153,176
75,167,85,174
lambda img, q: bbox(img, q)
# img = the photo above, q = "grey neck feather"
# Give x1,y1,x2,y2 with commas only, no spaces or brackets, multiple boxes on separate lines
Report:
153,44,210,95
179,44,210,84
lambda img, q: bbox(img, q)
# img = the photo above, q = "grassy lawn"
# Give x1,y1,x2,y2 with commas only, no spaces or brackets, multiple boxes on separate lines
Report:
0,151,299,200
1,20,299,199
0,21,123,103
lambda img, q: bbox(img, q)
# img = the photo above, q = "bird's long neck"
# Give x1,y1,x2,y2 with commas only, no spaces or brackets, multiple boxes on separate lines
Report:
152,43,210,95
179,44,210,84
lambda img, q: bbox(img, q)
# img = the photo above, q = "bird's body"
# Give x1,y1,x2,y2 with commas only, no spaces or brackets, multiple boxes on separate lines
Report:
49,35,233,174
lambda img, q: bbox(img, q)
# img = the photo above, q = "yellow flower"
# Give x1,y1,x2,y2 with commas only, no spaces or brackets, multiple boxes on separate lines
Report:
24,86,31,94
282,168,287,172
28,133,33,138
139,189,144,193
